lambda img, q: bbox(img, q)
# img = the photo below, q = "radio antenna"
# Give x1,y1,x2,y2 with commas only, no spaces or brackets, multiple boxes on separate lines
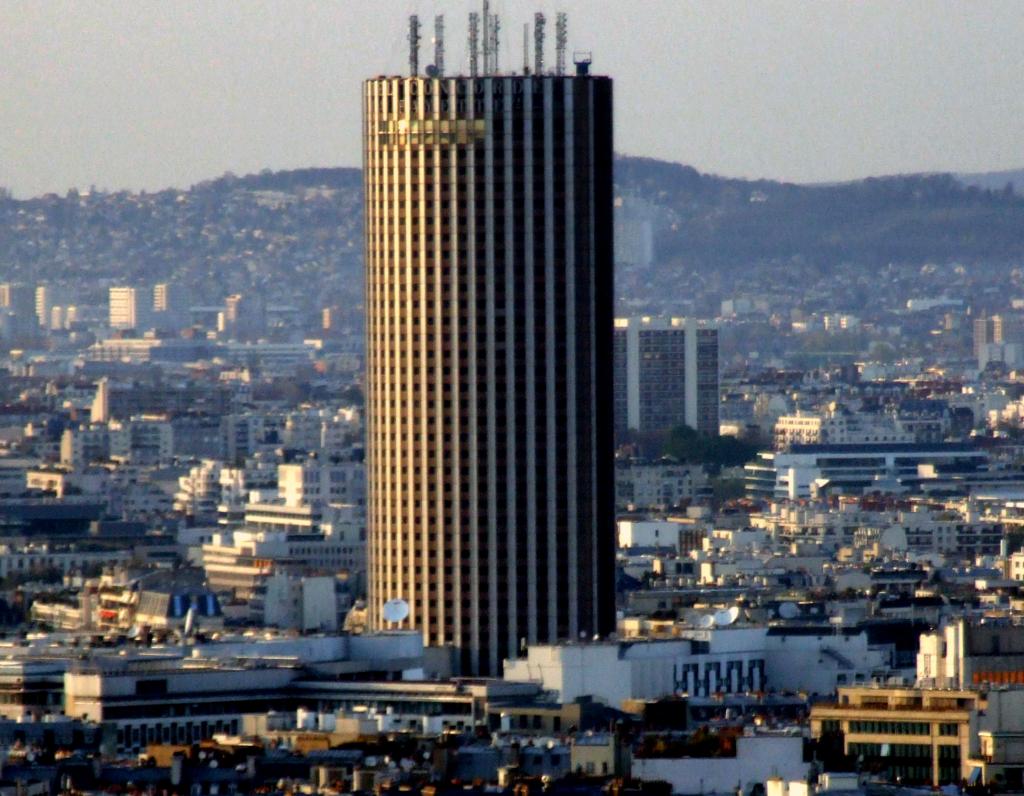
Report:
482,0,490,75
491,13,500,74
468,12,480,76
434,15,445,77
555,12,568,76
523,24,529,74
534,13,546,75
408,15,421,77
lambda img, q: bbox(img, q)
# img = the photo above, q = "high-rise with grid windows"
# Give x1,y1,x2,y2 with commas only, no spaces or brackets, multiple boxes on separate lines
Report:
363,66,615,675
613,316,720,438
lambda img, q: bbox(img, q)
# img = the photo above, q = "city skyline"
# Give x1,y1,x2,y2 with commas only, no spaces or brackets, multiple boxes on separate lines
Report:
5,6,1024,789
3,1,1024,198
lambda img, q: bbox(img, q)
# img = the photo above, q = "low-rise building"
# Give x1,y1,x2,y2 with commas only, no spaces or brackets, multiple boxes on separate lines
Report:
810,685,980,786
774,407,914,450
64,631,424,754
633,731,809,795
746,442,991,500
615,460,707,511
201,523,365,613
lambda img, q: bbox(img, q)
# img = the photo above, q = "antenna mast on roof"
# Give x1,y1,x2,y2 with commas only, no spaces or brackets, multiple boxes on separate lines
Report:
408,14,421,77
482,0,490,75
523,23,529,74
433,15,445,77
490,13,500,74
468,12,480,76
555,12,568,76
534,13,546,75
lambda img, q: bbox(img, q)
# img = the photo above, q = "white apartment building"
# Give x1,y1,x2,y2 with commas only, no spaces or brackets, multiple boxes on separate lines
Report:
750,500,883,548
108,417,173,465
174,460,224,522
280,408,360,452
220,409,360,460
60,418,173,468
1008,551,1024,581
617,520,684,549
34,285,49,327
774,406,915,450
868,508,1002,557
750,500,1002,557
243,501,320,533
108,286,144,330
277,457,365,509
201,522,366,603
174,456,279,526
615,460,706,510
60,426,110,468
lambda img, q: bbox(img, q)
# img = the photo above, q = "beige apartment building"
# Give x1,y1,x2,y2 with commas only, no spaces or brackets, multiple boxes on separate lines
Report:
811,686,979,786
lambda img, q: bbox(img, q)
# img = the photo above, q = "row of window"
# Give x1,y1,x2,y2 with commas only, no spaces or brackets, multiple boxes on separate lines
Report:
848,720,930,736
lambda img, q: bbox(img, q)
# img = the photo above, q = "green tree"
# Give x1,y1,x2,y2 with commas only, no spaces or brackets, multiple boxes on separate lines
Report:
662,425,759,473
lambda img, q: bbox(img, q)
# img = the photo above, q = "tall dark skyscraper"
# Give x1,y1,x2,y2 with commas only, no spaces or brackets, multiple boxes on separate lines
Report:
363,32,615,674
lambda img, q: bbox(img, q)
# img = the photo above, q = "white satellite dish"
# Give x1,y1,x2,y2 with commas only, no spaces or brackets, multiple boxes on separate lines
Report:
698,614,715,629
714,606,739,627
778,601,799,620
382,598,410,624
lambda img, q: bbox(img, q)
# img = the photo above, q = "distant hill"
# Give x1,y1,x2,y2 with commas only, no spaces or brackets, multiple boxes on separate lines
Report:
956,168,1024,195
2,157,1024,308
615,157,1024,272
196,167,362,193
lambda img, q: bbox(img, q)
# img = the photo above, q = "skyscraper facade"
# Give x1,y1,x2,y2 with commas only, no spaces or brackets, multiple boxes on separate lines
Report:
364,70,615,674
613,316,720,438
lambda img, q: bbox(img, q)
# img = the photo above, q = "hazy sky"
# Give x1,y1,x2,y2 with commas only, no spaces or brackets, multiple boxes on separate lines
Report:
2,0,1023,197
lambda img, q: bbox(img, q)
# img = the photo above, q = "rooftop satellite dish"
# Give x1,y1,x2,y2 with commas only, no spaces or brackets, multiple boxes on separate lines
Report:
698,614,715,629
382,598,410,624
779,601,800,620
714,606,739,627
